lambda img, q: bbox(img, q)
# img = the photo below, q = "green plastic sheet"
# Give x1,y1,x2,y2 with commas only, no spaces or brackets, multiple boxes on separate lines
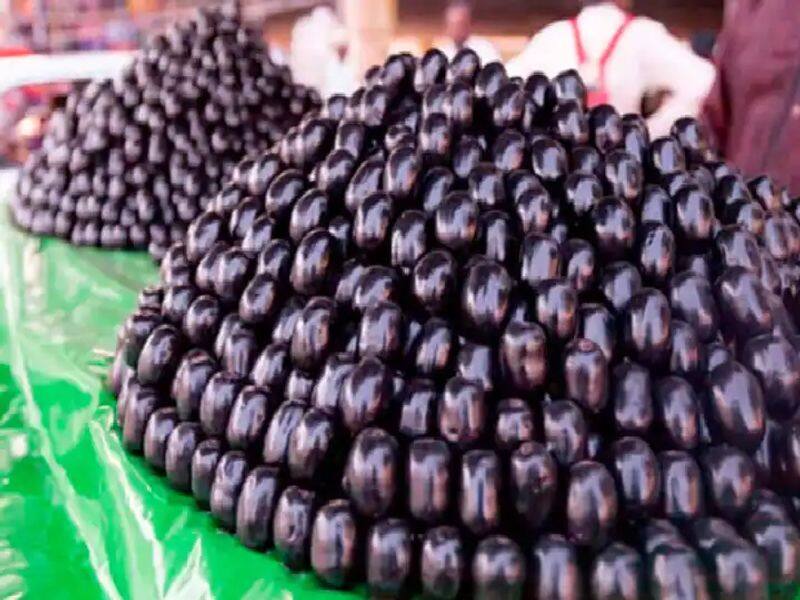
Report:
0,210,356,599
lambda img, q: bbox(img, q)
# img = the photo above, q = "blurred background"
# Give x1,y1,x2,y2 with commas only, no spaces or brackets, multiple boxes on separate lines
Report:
0,0,724,165
0,0,722,54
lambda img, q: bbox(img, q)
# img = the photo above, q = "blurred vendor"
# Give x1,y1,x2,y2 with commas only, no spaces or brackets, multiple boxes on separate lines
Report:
703,0,800,194
438,0,501,66
506,0,714,137
323,27,358,98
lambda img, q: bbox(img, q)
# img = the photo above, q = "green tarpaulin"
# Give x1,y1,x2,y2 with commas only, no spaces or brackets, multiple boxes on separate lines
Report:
0,208,356,599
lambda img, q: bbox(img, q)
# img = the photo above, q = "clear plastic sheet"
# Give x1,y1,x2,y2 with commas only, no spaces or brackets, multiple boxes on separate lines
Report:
0,211,355,599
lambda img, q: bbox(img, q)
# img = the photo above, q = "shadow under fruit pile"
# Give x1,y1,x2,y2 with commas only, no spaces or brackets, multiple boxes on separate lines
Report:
111,47,800,598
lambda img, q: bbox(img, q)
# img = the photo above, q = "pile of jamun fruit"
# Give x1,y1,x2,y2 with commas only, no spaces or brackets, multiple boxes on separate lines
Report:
10,7,318,259
111,47,800,598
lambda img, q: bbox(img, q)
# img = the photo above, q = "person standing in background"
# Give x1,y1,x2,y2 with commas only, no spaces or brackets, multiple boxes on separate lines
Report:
506,0,715,137
438,0,500,66
702,0,800,195
0,21,36,156
323,27,358,98
261,21,288,66
290,6,341,93
289,7,357,99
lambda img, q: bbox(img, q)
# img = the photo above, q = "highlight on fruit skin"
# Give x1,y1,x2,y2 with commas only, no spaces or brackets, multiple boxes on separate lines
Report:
105,44,800,598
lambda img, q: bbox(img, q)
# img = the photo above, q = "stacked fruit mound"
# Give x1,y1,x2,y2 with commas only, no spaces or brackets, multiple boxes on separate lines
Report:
9,7,318,259
111,48,800,598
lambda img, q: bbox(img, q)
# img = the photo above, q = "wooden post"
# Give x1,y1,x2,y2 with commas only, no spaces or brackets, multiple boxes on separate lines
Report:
338,0,397,78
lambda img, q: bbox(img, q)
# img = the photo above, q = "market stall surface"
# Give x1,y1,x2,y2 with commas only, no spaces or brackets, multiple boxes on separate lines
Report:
0,179,356,599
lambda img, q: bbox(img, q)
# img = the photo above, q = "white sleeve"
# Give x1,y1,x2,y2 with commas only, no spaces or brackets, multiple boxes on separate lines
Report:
505,32,549,79
638,20,716,137
475,39,502,65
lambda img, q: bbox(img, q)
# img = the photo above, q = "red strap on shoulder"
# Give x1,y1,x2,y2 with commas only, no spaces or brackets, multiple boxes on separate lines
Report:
571,13,634,69
599,14,635,70
0,46,33,57
569,18,586,64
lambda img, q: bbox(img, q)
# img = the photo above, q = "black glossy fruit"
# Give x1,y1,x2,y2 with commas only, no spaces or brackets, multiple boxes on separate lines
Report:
235,465,280,549
290,230,341,296
343,427,398,518
742,334,800,419
287,408,337,482
593,197,635,260
690,517,768,599
670,271,719,341
590,542,644,600
366,519,413,598
566,460,618,547
359,300,404,363
494,398,535,451
238,274,279,325
273,485,316,570
528,534,583,600
435,192,478,251
340,358,392,434
136,324,183,386
563,338,608,414
706,361,766,452
660,450,705,523
535,279,578,342
701,444,756,520
515,186,553,236
413,249,458,314
472,535,525,600
646,540,710,600
310,499,358,588
226,385,272,453
408,438,451,523
623,288,671,368
600,261,642,313
575,303,615,363
183,295,222,347
653,374,701,450
439,376,486,448
745,511,800,587
122,385,161,453
262,400,305,466
716,267,775,341
191,437,224,509
510,441,557,530
456,341,496,393
499,321,547,393
460,449,501,536
543,400,587,467
143,407,179,470
612,361,654,435
610,436,660,517
398,378,438,439
164,421,203,491
461,260,513,340
520,233,561,290
668,319,703,380
210,450,249,530
251,342,291,391
199,371,243,437
221,329,258,378
290,297,338,372
414,318,456,378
